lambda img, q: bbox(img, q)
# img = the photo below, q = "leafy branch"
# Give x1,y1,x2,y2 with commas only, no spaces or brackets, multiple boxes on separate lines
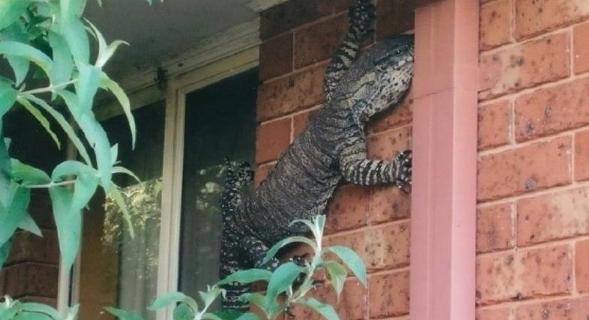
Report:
0,0,145,272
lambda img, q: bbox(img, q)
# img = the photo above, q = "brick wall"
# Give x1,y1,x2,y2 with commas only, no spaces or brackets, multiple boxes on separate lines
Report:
0,191,60,306
256,1,414,318
477,0,589,318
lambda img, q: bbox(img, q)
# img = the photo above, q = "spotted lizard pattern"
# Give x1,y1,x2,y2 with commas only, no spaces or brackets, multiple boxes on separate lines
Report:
219,0,414,310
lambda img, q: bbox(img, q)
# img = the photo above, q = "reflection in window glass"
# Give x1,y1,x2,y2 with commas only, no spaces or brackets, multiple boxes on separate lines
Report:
78,101,165,320
179,69,258,302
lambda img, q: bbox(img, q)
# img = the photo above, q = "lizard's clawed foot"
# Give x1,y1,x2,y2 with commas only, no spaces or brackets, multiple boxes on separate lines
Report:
394,150,412,193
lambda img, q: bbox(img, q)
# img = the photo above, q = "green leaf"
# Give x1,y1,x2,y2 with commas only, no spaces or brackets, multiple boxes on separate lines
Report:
112,166,140,183
149,292,193,311
0,237,13,268
0,41,53,77
235,313,261,320
48,32,74,88
60,0,87,18
104,307,144,320
11,158,51,185
299,298,339,320
86,20,128,67
14,312,53,320
18,213,42,237
325,246,367,287
23,94,92,166
101,73,136,148
59,16,89,64
50,185,82,270
17,97,61,149
217,268,272,286
0,185,31,246
77,113,112,188
0,0,30,30
202,313,224,320
237,293,267,313
21,302,61,319
0,80,17,118
322,261,347,298
265,262,302,305
173,303,194,320
1,22,31,86
263,236,317,265
76,63,101,113
209,310,244,320
107,187,135,238
50,161,99,269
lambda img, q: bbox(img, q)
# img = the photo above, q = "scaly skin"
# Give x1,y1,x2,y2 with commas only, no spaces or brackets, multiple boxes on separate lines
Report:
219,0,414,310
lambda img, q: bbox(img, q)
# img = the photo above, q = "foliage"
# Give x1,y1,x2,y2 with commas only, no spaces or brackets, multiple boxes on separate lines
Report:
0,0,142,273
107,215,367,320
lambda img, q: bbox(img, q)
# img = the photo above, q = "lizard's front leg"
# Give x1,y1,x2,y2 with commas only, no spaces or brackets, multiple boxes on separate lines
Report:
339,139,412,189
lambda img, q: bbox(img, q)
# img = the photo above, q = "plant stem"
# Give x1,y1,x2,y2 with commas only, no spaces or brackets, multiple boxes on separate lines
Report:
25,180,76,189
21,80,77,95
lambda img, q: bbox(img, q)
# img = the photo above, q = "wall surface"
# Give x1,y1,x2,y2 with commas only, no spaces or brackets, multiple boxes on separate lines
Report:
255,0,415,319
477,0,589,318
0,192,60,306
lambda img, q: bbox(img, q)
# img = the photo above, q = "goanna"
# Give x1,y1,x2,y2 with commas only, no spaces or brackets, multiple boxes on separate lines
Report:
219,0,414,310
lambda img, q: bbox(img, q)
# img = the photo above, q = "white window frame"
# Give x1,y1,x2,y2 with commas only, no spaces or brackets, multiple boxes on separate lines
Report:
57,18,261,320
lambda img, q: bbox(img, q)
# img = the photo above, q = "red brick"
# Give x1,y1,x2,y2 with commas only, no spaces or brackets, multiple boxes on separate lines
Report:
367,126,412,159
478,99,511,150
477,245,572,304
514,296,589,320
476,307,512,320
256,118,292,164
255,162,275,186
29,191,54,229
479,33,570,100
257,64,327,121
290,279,367,320
515,78,589,142
369,271,410,318
294,14,348,69
517,244,572,298
576,129,589,181
6,230,59,265
517,187,589,246
515,0,589,40
368,185,410,224
326,184,369,234
368,91,413,134
365,221,410,271
576,239,589,293
375,0,415,40
476,252,517,304
3,263,58,298
292,108,317,138
324,230,366,263
477,203,514,253
480,0,512,50
260,0,331,40
477,136,572,201
260,33,293,81
574,22,589,74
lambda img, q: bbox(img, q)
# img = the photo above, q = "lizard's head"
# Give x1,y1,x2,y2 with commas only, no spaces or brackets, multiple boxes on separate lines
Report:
340,34,414,124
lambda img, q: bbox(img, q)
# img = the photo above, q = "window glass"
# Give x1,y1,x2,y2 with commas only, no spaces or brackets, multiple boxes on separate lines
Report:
178,69,258,301
77,101,165,320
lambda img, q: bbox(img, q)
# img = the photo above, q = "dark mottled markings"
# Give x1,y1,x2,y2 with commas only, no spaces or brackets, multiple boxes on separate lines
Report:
218,0,414,310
